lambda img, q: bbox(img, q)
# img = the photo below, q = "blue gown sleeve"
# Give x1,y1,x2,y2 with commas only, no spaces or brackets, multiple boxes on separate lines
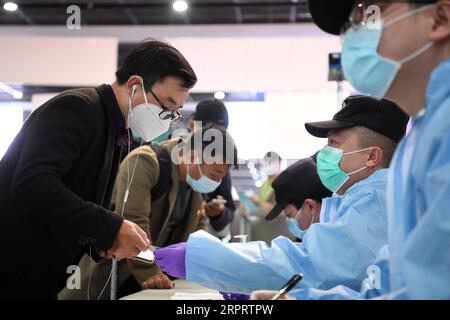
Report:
185,188,387,294
290,245,391,300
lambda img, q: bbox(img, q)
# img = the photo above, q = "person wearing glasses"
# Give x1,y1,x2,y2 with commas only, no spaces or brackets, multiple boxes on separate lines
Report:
153,96,409,297
60,123,238,299
252,0,450,300
0,39,197,299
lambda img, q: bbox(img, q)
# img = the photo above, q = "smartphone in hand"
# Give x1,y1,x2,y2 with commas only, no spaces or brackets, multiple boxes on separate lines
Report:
134,246,158,264
209,198,227,206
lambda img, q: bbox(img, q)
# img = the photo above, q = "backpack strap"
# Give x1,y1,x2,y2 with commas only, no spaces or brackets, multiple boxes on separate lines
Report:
149,142,173,203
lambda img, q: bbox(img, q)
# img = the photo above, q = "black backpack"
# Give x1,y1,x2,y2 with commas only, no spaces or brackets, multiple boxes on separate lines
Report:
148,142,173,203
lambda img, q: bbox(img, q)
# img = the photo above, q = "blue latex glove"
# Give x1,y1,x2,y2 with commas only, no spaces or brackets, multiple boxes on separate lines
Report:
154,242,187,278
220,292,250,300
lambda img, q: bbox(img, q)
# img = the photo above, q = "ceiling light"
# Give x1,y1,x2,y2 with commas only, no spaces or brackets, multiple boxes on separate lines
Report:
3,2,18,12
173,1,188,13
12,91,23,99
0,82,23,100
214,91,226,100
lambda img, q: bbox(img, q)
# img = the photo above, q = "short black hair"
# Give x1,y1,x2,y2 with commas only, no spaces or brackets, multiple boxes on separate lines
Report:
116,39,197,90
184,123,239,167
263,151,282,163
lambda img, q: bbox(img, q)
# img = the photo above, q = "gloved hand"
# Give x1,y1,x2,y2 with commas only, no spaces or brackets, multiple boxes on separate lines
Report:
154,242,187,278
220,292,250,300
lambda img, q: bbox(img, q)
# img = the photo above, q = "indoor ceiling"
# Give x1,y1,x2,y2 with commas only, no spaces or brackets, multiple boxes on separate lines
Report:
0,0,312,25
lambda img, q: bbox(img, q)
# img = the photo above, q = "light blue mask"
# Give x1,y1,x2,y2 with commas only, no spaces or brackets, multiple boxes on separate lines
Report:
342,5,434,99
186,160,222,194
286,207,313,240
317,145,371,193
286,217,307,240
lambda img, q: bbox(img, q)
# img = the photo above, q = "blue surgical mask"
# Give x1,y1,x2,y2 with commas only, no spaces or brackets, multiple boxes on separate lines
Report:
342,5,434,99
186,159,222,193
286,217,306,240
317,145,372,193
286,207,313,240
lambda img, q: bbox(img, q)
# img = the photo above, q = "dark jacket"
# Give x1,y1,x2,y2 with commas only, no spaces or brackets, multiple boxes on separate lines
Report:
59,140,208,300
0,84,123,299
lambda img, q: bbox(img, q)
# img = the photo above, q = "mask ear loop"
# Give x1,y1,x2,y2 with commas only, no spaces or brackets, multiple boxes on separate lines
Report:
139,77,150,105
398,42,434,65
196,155,204,178
342,147,373,156
295,206,316,231
342,147,372,176
384,4,434,28
383,5,435,65
347,166,367,176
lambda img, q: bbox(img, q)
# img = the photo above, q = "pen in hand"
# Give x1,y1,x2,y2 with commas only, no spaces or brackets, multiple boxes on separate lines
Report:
271,274,303,300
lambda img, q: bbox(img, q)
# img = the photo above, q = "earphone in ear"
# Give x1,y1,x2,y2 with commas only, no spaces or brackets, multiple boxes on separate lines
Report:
131,84,137,98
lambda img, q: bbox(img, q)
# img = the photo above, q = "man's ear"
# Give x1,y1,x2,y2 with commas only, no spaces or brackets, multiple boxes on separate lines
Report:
429,1,450,42
126,75,143,97
303,199,321,221
366,146,383,168
303,198,316,212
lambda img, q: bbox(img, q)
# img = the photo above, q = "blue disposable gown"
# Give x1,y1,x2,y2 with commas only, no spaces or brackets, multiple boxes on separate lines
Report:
185,169,389,294
289,58,450,300
386,57,450,299
320,194,344,223
289,245,391,300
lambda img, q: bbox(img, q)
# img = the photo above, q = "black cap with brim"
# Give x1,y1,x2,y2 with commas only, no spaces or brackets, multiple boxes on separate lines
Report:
309,0,439,35
264,156,332,221
194,100,229,128
305,95,409,143
266,202,289,221
308,0,354,35
305,119,357,139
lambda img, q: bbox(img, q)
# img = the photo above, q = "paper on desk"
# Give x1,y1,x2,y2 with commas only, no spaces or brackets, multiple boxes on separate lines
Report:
170,292,224,300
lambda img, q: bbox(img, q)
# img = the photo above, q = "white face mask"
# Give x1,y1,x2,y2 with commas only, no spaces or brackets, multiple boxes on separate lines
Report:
127,77,171,142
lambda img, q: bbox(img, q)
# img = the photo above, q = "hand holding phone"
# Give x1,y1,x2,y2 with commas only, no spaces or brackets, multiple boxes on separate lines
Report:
209,198,227,206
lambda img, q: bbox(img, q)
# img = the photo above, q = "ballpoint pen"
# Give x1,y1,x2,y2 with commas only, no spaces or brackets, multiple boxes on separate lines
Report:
271,274,303,300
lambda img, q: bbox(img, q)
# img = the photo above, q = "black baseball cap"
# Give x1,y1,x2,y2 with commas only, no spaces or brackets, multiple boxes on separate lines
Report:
308,0,438,35
305,95,409,143
193,100,229,128
265,156,332,221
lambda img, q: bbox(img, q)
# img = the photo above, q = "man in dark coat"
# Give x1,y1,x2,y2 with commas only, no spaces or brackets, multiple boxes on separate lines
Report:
0,39,197,299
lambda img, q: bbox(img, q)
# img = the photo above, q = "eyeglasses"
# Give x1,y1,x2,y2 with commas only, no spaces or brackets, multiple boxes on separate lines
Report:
341,1,434,34
341,1,379,34
149,89,183,125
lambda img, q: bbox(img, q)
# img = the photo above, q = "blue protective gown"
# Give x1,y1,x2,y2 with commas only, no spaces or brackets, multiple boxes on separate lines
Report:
289,245,391,300
320,194,344,223
289,58,450,300
185,169,389,294
386,58,450,299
